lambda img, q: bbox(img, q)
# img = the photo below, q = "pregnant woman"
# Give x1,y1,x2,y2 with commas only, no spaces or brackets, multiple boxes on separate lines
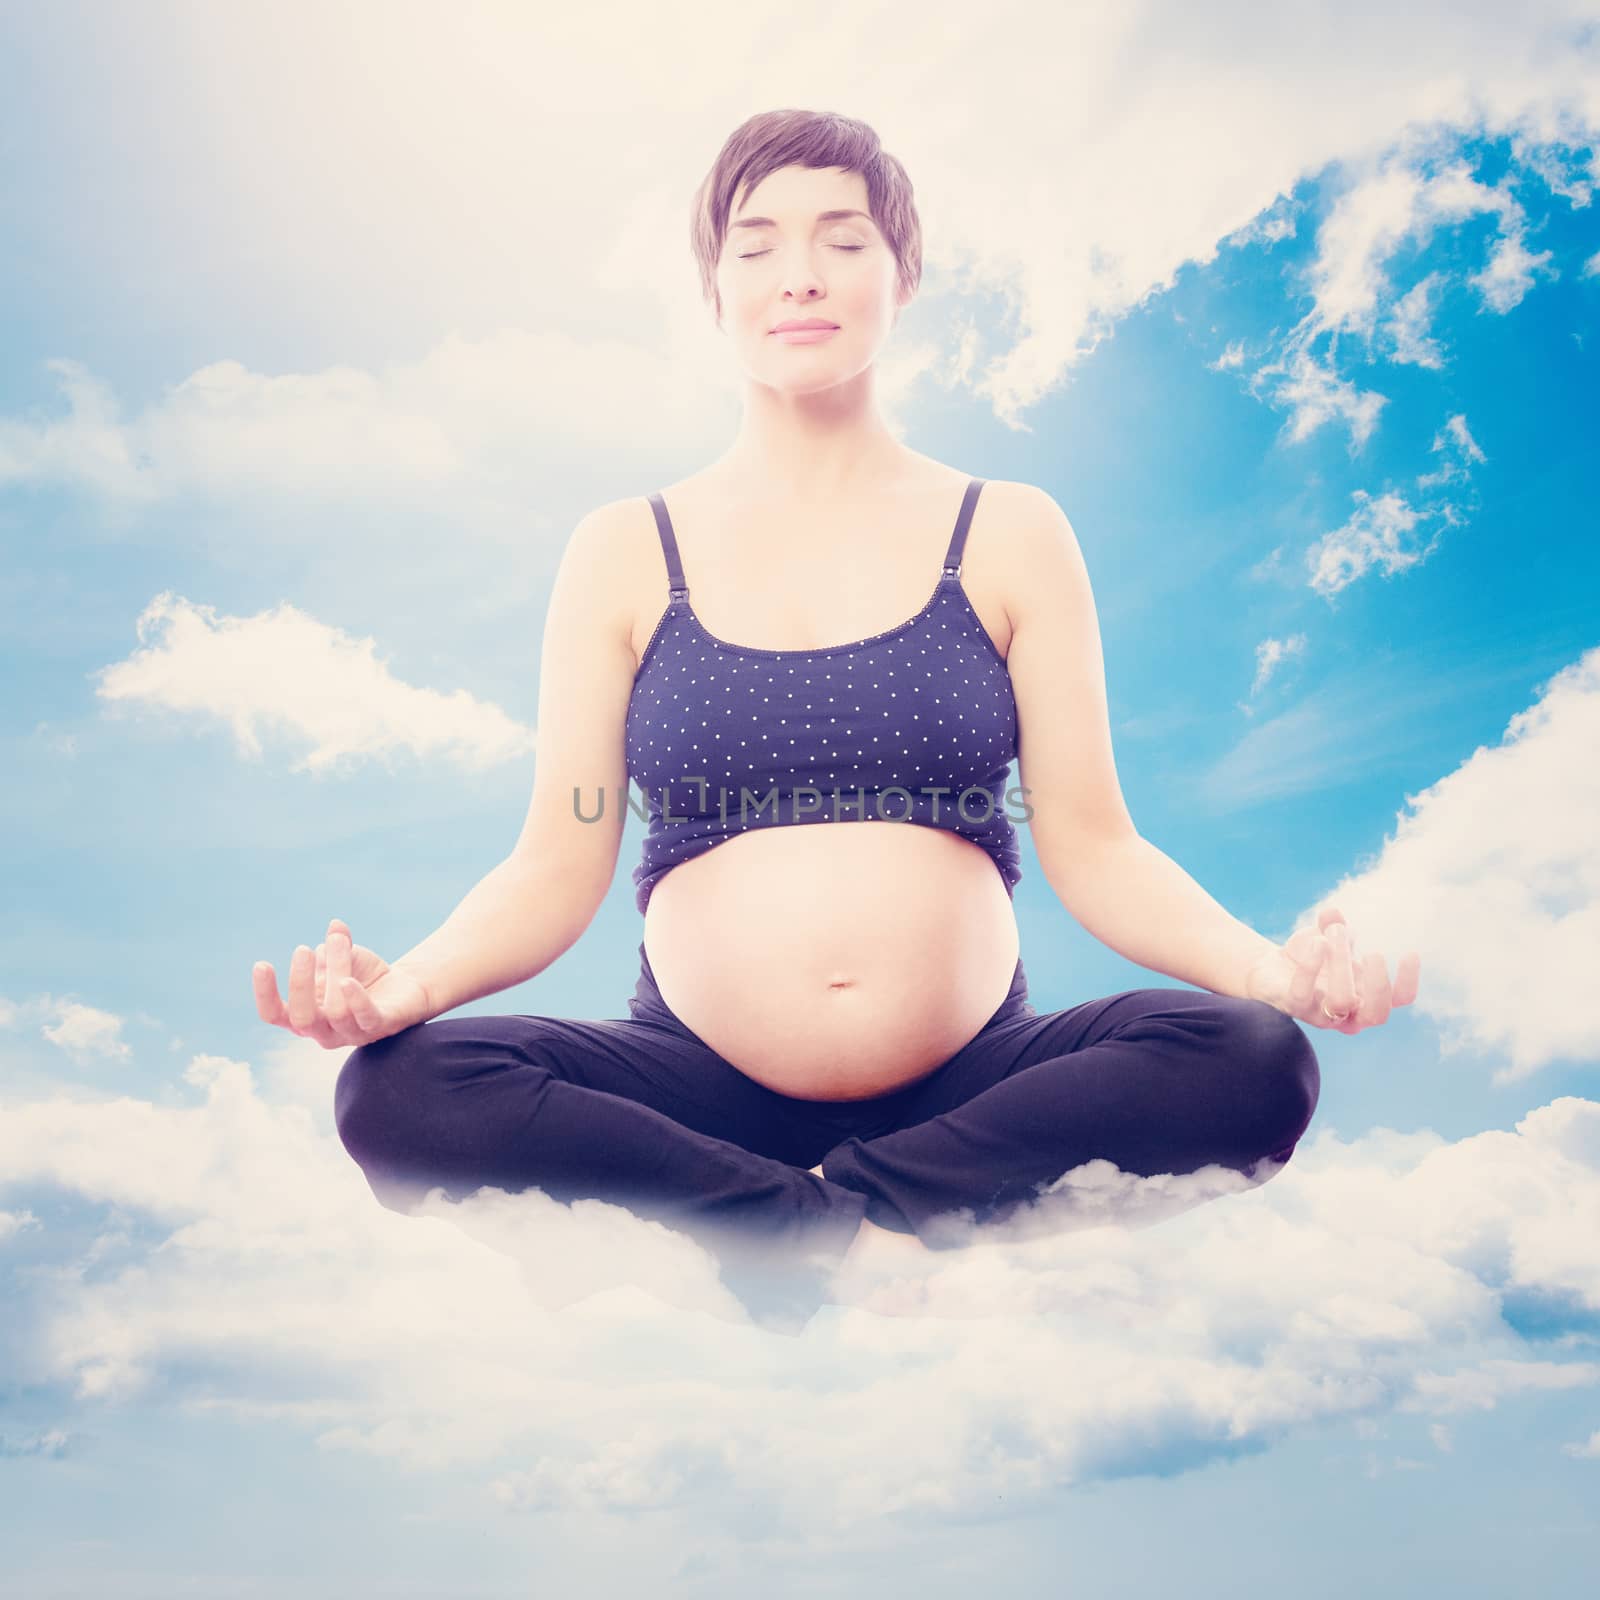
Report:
254,110,1420,1330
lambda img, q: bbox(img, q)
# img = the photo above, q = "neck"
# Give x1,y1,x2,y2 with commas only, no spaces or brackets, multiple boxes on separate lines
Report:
716,369,913,503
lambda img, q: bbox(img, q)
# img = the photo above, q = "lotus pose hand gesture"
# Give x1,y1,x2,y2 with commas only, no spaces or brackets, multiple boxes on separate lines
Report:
252,917,432,1049
1243,905,1421,1034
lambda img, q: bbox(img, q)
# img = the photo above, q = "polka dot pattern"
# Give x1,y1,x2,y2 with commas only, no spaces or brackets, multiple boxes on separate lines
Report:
624,478,1022,915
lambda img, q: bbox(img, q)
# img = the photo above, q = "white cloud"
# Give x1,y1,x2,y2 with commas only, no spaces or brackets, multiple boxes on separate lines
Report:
1259,348,1391,451
1403,1352,1600,1415
1,1036,1597,1524
91,592,536,774
1512,124,1597,207
0,337,719,521
1415,411,1488,488
1385,273,1449,370
0,1427,69,1458
0,0,1592,524
1438,413,1487,465
1291,157,1539,349
1304,486,1442,597
39,1001,133,1064
1469,226,1560,314
1293,406,1484,595
1246,632,1309,701
0,1207,40,1243
1240,141,1567,450
1210,339,1251,371
1272,646,1600,1082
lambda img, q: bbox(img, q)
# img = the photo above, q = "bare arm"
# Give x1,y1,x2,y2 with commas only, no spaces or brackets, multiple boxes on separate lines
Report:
384,855,601,1018
1007,485,1275,998
389,501,639,1018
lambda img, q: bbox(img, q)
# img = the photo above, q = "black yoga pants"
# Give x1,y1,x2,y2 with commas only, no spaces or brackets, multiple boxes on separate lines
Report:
334,942,1320,1330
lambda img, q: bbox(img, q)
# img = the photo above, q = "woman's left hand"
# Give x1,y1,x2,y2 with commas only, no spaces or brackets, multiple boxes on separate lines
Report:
1243,904,1421,1034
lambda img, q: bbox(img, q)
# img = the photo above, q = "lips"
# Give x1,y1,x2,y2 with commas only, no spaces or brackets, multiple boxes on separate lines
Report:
771,319,839,333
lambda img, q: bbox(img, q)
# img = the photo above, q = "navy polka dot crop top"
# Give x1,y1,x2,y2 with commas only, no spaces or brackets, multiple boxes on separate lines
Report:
623,477,1023,915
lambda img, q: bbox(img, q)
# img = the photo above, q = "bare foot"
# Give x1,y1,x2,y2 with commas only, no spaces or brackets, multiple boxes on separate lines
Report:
808,1164,932,1315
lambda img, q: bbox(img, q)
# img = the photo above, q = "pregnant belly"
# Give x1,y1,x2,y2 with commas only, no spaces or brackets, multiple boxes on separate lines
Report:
641,819,1021,1101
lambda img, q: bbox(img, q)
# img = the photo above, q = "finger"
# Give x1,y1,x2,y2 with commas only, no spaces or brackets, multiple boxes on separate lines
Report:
1336,974,1367,1032
1325,922,1358,1016
286,945,318,1031
324,923,351,1028
1284,924,1323,972
328,918,365,981
1288,936,1329,1014
253,961,291,1027
1362,952,1392,1025
291,1015,335,1048
314,941,328,1009
1393,951,1422,1007
1321,978,1363,1032
338,975,384,1038
1313,908,1353,1016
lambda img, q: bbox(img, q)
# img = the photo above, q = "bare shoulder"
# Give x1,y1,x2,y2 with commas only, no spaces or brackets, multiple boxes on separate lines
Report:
584,491,674,573
975,476,1072,548
572,494,650,560
966,476,1076,630
554,495,655,629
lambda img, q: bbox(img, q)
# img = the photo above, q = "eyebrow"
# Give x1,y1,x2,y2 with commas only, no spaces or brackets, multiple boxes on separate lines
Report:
728,209,874,230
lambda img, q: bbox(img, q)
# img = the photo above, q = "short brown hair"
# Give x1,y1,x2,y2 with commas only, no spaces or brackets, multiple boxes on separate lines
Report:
690,109,922,325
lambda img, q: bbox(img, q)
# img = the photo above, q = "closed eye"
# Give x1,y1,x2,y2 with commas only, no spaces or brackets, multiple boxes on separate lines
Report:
737,246,865,259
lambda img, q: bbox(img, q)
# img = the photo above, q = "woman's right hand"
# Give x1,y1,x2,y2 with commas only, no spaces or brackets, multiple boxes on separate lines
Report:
252,917,432,1049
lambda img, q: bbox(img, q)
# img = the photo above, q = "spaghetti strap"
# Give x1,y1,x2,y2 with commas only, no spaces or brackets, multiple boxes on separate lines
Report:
625,472,1020,919
941,478,986,574
646,492,689,599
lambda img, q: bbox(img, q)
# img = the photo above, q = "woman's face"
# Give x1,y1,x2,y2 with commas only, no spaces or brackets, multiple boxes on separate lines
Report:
714,163,906,393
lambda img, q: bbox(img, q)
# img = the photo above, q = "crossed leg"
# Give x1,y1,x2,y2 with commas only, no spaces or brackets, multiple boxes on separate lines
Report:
332,986,1318,1327
332,1007,875,1328
818,985,1321,1249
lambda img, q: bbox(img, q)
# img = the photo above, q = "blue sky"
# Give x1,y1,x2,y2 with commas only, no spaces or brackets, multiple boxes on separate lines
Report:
3,2,1599,1594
